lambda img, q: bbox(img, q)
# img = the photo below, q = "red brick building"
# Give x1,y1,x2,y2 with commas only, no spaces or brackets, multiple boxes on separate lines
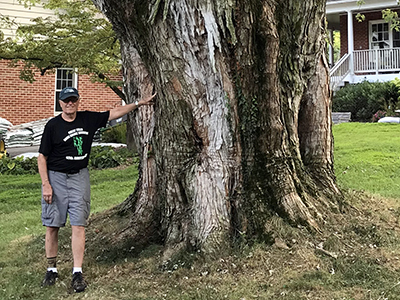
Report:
0,61,122,125
338,10,400,58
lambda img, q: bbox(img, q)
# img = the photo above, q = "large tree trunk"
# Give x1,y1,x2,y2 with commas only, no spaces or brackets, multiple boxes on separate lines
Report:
92,0,342,255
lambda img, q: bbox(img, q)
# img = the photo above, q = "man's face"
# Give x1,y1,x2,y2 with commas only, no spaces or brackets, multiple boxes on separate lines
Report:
59,97,79,114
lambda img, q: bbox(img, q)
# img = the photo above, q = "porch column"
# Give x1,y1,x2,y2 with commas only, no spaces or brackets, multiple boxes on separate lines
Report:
328,29,334,67
347,10,354,77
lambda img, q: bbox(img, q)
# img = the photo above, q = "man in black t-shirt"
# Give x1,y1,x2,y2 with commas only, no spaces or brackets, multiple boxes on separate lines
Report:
38,87,155,292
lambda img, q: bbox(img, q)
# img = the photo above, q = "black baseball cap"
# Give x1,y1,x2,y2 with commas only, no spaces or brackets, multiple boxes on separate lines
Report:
59,87,80,101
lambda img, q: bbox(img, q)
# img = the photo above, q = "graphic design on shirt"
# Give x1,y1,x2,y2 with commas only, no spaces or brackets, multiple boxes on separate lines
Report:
73,136,83,155
63,128,89,161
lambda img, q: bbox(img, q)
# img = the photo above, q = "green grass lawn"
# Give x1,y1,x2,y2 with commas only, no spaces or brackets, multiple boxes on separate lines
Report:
333,122,400,199
3,124,400,299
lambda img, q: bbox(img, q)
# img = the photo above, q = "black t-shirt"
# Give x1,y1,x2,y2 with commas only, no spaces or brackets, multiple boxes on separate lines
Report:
39,111,109,172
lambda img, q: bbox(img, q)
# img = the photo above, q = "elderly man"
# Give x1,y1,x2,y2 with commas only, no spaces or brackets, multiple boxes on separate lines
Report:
38,87,155,292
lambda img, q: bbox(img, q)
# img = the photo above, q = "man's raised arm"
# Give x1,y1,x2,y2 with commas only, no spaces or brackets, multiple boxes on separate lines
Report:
108,93,156,121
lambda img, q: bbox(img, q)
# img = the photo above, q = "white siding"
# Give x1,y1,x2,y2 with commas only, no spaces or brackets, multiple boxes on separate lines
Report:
0,0,54,39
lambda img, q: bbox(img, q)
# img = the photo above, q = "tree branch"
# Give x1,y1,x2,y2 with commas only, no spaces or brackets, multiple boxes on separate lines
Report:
97,72,125,101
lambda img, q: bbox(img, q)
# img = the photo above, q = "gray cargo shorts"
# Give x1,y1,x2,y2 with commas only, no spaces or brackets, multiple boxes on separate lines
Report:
41,168,90,227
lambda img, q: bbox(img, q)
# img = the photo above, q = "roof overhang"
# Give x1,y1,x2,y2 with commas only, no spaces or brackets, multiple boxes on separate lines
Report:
327,0,399,14
326,0,399,30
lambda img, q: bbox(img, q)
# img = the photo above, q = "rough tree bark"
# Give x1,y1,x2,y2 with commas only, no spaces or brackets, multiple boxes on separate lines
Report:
92,0,342,255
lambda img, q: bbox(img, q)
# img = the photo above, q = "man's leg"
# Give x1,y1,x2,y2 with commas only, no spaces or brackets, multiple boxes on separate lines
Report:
45,226,59,258
69,169,90,292
42,226,59,287
71,225,87,292
71,225,85,268
41,170,69,287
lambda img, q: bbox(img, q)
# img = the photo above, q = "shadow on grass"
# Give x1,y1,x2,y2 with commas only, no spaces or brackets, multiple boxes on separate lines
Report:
87,233,163,265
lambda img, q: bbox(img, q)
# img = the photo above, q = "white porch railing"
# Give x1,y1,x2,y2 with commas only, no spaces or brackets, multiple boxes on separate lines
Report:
329,53,350,91
353,48,400,74
330,48,400,90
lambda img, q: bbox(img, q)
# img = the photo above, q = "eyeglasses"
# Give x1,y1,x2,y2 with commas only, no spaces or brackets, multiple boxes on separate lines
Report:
61,97,79,103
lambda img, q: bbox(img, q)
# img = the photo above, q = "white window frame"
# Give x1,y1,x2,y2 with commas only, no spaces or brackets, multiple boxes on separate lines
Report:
54,68,78,114
369,20,395,49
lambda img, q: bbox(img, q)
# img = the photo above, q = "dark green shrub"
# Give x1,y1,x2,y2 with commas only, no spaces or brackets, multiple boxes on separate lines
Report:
101,123,127,144
332,80,400,122
0,156,38,175
89,146,137,169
